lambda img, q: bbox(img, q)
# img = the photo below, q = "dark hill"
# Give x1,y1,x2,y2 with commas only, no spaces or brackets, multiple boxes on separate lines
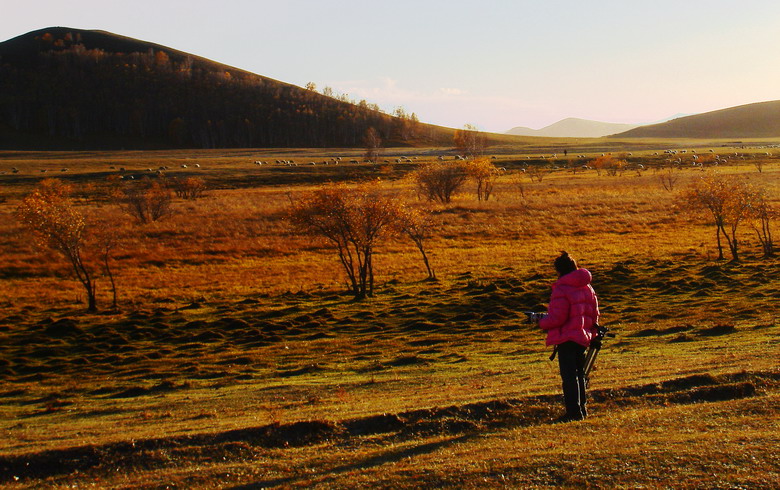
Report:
614,100,780,139
0,27,454,150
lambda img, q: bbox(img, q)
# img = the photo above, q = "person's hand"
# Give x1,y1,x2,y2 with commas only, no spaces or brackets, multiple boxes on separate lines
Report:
524,312,547,324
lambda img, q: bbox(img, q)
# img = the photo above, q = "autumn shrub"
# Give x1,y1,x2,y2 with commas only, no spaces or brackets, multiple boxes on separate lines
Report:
170,176,207,200
658,168,680,191
411,161,468,203
527,165,549,183
591,155,627,176
465,158,502,201
119,179,174,223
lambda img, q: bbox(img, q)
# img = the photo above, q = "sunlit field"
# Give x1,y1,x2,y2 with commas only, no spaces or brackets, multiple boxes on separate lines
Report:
1,140,779,488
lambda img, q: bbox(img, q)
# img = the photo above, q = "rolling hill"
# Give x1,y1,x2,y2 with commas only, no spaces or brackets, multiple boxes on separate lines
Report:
0,27,457,150
614,100,780,138
506,118,641,138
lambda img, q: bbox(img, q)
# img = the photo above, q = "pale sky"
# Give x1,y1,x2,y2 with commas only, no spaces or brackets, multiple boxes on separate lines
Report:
3,0,780,132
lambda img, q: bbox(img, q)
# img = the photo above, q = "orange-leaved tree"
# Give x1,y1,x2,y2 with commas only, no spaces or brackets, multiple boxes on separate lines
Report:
465,157,502,201
745,183,775,257
681,173,758,261
16,179,99,311
591,154,626,176
289,181,404,299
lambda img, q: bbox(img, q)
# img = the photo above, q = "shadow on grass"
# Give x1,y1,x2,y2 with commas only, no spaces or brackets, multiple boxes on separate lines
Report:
228,433,475,489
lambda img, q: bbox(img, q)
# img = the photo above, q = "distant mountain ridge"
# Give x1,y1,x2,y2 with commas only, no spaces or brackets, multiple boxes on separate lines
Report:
505,118,642,138
614,101,780,138
0,27,455,150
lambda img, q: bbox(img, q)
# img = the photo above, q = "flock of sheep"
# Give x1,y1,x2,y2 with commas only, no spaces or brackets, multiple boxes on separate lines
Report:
1,146,777,176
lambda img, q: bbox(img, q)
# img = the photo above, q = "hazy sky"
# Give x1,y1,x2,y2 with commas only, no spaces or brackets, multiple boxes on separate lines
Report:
3,0,780,132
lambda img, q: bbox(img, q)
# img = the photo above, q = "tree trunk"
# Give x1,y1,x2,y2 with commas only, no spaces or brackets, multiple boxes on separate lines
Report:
104,250,117,308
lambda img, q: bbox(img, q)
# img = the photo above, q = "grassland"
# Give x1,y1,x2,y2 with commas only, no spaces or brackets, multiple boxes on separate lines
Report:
1,139,779,488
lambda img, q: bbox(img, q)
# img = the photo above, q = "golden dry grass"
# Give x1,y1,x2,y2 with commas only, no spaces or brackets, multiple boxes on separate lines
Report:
1,143,779,488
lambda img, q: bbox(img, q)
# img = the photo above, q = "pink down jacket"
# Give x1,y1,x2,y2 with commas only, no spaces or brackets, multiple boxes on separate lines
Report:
538,268,600,347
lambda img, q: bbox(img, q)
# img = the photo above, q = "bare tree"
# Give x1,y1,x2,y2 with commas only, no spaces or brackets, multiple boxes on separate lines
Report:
527,165,549,183
658,168,680,191
363,127,382,163
453,124,486,158
100,232,119,309
400,208,436,279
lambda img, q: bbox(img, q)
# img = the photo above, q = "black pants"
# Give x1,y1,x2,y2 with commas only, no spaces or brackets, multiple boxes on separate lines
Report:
557,341,587,418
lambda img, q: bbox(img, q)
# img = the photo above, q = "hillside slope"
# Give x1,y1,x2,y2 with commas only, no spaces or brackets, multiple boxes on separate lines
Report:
614,100,780,138
0,27,454,150
506,117,641,138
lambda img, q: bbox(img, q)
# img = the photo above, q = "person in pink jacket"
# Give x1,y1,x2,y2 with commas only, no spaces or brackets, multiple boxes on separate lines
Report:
536,251,600,422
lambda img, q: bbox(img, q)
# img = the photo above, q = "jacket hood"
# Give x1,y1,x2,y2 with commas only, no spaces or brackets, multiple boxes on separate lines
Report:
557,268,592,288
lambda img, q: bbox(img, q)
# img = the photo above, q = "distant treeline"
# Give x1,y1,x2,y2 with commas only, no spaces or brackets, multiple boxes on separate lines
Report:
0,30,449,149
